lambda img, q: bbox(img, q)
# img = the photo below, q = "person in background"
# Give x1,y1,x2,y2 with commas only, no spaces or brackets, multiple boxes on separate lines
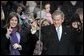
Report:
36,2,53,24
77,8,83,55
61,1,83,26
72,8,83,55
1,5,5,27
15,4,24,25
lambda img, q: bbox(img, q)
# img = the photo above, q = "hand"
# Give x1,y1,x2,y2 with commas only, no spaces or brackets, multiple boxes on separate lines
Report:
72,22,78,28
31,20,38,30
13,43,22,50
18,45,22,50
13,43,19,49
6,27,13,35
6,27,13,38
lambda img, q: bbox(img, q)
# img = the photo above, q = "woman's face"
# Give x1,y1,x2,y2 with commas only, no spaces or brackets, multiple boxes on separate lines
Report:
45,4,50,12
10,16,18,28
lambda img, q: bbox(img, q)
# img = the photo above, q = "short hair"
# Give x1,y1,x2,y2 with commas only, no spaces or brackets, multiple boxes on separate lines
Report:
52,10,65,20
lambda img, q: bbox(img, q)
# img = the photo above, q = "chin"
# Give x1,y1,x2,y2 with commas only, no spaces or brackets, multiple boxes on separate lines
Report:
55,25,60,27
11,26,17,28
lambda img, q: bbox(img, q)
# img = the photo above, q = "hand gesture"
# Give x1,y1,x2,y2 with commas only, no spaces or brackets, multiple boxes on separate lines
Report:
7,27,13,35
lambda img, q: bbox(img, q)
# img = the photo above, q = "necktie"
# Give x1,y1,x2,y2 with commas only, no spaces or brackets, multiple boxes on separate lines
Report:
57,27,60,41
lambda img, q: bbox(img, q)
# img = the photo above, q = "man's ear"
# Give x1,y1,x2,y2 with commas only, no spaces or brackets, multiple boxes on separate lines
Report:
62,18,64,23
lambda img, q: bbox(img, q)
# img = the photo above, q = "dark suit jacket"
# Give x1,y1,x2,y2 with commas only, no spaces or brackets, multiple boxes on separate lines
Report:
0,27,38,55
71,27,83,55
77,30,83,55
41,24,75,55
1,28,10,55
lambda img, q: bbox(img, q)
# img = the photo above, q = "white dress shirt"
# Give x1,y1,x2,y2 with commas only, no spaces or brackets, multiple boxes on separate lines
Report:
56,25,62,41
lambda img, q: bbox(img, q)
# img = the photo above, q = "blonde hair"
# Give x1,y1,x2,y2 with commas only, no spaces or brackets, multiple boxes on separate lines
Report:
41,19,50,26
76,8,83,15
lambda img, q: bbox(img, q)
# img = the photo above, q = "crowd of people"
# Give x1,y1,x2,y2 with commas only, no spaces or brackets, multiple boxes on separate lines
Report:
1,1,83,55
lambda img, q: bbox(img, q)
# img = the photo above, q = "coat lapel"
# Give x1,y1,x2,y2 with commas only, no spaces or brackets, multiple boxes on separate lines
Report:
60,26,67,43
50,25,59,44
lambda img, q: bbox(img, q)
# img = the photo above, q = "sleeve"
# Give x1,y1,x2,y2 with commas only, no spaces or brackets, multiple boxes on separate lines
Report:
1,35,10,55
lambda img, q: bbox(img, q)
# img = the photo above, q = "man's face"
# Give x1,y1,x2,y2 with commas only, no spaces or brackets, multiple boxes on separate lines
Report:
53,15,64,27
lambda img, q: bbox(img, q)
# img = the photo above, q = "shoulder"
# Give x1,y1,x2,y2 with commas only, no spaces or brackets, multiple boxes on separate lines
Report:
62,25,72,34
62,25,71,30
46,12,51,16
41,24,54,32
42,24,53,29
1,28,9,42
